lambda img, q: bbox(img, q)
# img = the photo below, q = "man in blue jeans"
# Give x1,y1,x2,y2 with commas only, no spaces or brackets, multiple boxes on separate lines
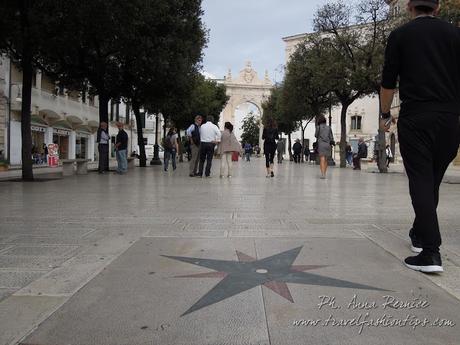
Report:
115,122,128,175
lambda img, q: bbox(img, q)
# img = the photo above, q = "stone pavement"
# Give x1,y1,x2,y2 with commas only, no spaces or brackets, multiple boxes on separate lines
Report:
0,158,459,345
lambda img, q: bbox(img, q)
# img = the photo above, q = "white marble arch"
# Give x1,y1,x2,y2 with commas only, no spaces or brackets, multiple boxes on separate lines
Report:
220,62,273,148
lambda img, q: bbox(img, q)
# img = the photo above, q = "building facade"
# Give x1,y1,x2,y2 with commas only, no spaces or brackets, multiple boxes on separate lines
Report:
0,56,164,167
282,34,399,160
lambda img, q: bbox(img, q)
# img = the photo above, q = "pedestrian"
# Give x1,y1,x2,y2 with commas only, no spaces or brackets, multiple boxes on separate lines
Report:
114,122,128,174
197,115,221,178
244,143,252,161
42,143,48,165
315,115,334,179
96,121,109,174
304,145,310,163
254,144,261,157
353,138,367,171
218,122,241,178
293,139,302,163
277,139,285,164
163,127,179,172
186,115,203,177
346,142,353,166
262,118,279,178
385,145,393,168
380,0,460,272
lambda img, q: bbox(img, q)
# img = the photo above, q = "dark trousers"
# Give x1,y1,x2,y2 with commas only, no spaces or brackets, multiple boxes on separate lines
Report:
98,144,109,172
198,142,215,177
398,112,460,253
265,149,276,168
293,152,301,163
353,154,361,170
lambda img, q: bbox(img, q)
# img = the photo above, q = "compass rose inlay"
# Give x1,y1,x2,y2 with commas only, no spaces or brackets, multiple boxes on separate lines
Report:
162,246,387,316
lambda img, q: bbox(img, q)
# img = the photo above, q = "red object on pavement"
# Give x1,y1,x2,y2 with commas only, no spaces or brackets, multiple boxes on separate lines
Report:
48,155,59,167
232,151,239,162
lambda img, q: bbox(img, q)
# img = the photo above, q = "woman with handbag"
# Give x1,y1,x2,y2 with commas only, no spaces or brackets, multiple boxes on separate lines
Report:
217,122,241,178
315,115,335,179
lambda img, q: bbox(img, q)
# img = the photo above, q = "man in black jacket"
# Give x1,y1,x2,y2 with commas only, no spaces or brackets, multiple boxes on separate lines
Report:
115,122,129,174
380,0,460,273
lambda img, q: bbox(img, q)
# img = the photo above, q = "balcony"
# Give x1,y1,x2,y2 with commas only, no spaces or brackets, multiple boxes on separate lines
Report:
10,84,100,128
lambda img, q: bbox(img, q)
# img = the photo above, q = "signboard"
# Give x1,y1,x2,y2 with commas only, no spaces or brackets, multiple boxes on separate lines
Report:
53,128,71,136
31,126,46,133
47,143,59,167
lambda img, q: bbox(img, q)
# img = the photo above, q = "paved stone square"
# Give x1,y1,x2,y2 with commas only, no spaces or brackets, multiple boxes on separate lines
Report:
0,159,459,345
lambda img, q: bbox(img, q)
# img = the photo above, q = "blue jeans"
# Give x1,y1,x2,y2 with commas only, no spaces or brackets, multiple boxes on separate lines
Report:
116,149,128,173
164,149,177,171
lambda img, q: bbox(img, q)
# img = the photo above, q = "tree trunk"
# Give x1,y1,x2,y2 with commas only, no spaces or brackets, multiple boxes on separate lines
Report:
377,94,388,173
339,103,350,168
301,123,306,162
178,129,184,162
288,133,293,161
98,94,109,124
132,103,147,167
19,1,33,181
20,50,34,181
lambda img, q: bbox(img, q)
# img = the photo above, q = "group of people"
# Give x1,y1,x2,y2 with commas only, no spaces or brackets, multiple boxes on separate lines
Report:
97,121,128,175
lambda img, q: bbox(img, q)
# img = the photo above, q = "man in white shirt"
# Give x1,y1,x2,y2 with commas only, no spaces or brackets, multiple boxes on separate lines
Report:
197,115,221,177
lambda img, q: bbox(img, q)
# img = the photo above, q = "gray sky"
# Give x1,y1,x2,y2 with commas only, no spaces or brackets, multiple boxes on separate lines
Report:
201,0,330,83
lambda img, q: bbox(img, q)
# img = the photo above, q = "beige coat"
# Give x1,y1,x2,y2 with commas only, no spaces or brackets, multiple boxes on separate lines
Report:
217,130,241,154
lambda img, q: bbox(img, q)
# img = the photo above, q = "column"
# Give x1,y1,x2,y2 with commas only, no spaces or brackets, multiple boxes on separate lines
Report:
69,131,76,159
36,71,42,90
88,134,95,161
44,127,53,145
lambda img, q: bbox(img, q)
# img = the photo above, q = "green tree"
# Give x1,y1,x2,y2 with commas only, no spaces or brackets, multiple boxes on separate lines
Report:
440,0,460,25
0,0,54,180
117,0,207,167
240,113,260,147
312,0,392,168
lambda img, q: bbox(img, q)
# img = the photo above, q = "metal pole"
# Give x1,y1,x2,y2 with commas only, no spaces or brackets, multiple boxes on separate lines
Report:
6,58,12,163
150,113,161,165
328,94,336,166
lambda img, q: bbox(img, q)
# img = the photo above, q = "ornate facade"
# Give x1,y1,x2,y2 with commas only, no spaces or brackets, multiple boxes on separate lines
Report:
221,62,272,147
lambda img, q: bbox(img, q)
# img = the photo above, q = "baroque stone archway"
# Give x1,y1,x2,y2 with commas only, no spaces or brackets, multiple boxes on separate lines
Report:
221,62,273,148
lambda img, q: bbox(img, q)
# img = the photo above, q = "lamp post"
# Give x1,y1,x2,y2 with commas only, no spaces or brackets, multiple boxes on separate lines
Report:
328,93,336,166
150,113,162,165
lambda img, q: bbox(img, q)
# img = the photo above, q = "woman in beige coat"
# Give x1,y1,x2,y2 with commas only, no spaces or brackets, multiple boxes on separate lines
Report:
218,122,241,178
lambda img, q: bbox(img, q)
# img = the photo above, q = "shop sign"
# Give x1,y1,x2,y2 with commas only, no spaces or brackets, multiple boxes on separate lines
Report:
31,125,46,133
53,128,71,136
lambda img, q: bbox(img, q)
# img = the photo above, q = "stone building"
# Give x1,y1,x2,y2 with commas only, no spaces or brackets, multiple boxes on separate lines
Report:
0,56,163,166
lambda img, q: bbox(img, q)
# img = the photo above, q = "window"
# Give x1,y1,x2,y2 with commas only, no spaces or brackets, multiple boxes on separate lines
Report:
351,116,362,131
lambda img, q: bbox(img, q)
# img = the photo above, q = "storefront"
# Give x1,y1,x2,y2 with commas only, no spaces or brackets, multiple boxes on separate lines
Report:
31,125,47,164
53,128,70,160
76,132,90,159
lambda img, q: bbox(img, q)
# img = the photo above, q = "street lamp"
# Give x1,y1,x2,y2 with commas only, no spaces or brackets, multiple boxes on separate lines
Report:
328,93,336,166
150,113,162,165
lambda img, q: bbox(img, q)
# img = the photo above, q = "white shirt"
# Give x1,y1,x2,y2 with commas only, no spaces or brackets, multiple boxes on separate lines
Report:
199,121,221,143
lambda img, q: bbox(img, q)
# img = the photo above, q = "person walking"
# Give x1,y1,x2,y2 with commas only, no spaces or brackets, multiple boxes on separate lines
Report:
262,118,279,178
96,122,109,174
197,115,221,178
186,115,203,177
380,0,460,273
353,138,368,170
115,122,128,175
304,145,310,163
244,143,252,162
346,142,353,166
163,127,179,172
385,145,393,168
276,139,285,164
315,115,334,179
218,122,241,178
292,139,302,163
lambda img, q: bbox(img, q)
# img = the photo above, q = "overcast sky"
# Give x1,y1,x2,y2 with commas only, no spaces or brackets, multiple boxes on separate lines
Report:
201,0,330,83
